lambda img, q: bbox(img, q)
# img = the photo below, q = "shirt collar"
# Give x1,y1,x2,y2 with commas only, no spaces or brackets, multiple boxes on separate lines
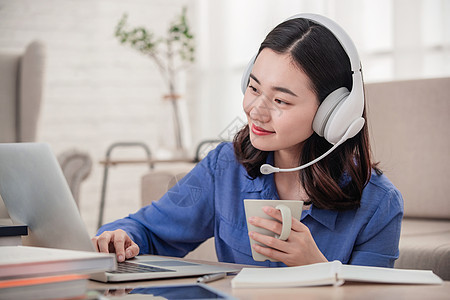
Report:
241,172,278,200
302,206,338,231
240,152,278,198
241,174,264,192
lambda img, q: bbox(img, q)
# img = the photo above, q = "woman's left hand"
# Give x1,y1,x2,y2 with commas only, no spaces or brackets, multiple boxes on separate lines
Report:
248,206,328,266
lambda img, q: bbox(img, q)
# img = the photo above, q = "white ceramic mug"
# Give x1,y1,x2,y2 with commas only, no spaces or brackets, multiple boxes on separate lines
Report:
244,199,303,262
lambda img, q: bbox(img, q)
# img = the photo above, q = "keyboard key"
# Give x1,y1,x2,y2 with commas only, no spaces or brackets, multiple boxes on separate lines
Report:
109,261,175,274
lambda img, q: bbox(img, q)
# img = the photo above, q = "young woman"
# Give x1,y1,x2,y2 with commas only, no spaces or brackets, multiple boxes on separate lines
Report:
93,14,403,268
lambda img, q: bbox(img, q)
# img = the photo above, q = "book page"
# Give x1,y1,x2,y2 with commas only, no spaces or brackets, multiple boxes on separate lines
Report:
231,261,341,288
339,264,443,285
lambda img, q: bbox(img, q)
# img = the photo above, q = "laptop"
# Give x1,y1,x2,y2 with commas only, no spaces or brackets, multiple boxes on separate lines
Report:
0,143,239,282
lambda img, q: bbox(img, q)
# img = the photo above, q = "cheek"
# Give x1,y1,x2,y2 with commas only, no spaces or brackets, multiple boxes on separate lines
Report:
242,92,253,115
275,108,317,136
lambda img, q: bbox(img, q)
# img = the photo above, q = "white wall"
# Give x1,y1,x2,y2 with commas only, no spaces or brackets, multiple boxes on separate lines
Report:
0,0,197,235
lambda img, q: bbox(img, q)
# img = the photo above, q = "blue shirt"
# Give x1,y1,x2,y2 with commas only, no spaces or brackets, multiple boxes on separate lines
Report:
98,142,403,268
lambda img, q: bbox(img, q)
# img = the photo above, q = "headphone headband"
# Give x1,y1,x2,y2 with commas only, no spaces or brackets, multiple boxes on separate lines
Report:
241,13,365,145
286,13,361,73
241,13,362,94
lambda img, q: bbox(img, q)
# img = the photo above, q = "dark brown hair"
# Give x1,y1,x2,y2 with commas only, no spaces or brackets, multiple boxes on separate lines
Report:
234,18,379,210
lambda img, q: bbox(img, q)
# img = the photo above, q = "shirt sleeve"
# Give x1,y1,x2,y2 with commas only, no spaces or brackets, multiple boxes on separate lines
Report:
348,187,404,267
96,143,224,257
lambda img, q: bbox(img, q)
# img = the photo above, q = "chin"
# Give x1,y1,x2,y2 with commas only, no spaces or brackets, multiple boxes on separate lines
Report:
249,135,276,152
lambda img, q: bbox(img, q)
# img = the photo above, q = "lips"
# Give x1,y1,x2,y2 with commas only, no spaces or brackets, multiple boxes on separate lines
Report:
251,124,275,136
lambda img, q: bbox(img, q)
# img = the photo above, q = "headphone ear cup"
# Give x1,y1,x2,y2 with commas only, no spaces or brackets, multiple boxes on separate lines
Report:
324,87,364,144
241,55,257,94
313,87,350,138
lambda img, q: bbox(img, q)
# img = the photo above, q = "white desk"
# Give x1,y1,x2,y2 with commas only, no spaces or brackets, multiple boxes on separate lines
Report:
88,258,450,300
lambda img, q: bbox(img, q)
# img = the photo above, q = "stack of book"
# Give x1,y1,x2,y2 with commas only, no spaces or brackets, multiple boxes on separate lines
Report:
0,245,116,299
0,218,28,246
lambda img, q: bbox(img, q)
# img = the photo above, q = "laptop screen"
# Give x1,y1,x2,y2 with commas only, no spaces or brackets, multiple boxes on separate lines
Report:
0,143,94,252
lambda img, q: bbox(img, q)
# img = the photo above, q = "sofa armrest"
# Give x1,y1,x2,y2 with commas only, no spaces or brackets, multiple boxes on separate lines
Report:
396,218,450,280
57,149,92,207
140,163,195,207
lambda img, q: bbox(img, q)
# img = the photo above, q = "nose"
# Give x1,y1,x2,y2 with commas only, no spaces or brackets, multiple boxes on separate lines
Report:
245,93,272,123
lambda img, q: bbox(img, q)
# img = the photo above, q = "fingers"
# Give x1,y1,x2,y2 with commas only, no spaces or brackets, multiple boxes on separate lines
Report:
249,231,290,263
249,215,283,237
262,206,283,222
261,206,308,233
125,243,140,259
95,231,113,253
290,216,309,233
249,230,286,251
91,236,100,252
92,230,139,262
248,206,310,264
249,209,327,266
252,242,286,262
248,211,288,257
113,232,127,262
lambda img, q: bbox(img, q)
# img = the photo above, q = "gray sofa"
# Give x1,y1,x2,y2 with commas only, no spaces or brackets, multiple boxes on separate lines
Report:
141,77,450,280
365,77,450,280
0,41,92,208
0,41,45,143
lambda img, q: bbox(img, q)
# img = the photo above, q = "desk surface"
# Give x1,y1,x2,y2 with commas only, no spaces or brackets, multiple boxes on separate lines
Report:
88,258,450,300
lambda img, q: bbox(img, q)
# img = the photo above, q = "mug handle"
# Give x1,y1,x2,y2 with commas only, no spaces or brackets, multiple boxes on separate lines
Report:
275,204,292,240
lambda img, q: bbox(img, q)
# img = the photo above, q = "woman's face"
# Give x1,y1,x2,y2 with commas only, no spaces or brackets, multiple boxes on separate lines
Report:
243,48,320,154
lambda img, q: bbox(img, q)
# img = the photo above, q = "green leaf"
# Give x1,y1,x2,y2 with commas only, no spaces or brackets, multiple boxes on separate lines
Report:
113,6,195,78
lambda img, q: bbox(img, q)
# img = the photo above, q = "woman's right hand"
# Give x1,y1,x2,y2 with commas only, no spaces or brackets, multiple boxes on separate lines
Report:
91,229,140,262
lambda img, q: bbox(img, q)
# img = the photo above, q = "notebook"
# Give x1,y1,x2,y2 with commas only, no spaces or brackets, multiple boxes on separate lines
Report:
0,143,239,282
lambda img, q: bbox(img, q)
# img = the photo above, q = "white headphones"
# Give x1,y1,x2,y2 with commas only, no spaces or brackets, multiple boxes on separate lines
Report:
241,13,365,146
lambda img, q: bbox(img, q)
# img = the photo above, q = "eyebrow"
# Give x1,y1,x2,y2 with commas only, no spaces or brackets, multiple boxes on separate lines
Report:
249,73,298,97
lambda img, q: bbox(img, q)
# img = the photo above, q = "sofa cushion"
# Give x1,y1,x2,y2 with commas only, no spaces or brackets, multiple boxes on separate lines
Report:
395,218,450,280
366,78,450,219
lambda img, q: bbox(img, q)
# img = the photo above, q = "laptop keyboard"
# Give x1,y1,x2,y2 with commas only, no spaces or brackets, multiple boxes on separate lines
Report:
110,261,175,274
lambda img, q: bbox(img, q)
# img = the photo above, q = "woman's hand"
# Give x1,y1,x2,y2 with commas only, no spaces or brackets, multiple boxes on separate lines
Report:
91,229,140,262
248,206,327,266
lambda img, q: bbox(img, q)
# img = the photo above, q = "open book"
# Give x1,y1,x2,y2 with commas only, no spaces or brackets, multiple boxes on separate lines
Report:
231,261,443,288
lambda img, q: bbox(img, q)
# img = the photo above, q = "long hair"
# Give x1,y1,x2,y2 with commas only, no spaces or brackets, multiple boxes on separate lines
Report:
234,18,378,210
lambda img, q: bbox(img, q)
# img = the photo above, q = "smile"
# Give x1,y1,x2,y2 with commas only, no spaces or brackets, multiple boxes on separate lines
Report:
251,124,275,136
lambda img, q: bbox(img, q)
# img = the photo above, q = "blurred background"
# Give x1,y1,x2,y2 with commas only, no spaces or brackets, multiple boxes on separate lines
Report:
1,0,449,236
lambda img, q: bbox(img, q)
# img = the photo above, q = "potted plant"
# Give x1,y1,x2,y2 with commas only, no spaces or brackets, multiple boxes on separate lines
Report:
115,7,195,154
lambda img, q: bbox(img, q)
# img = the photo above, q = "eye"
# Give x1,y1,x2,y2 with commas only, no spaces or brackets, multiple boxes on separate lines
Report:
274,99,288,105
248,85,259,94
